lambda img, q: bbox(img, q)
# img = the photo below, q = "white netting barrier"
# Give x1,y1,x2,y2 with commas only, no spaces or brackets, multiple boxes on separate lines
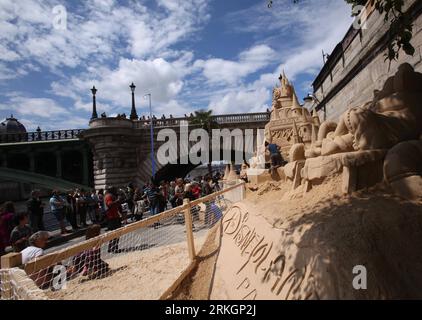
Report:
0,182,245,300
0,268,47,300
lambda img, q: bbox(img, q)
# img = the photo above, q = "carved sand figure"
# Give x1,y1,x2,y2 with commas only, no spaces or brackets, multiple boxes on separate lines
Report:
247,71,320,184
264,72,320,159
318,63,422,156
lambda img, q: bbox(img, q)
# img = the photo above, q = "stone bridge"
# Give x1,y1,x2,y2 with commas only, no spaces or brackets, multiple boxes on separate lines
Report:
0,112,269,193
0,130,92,200
81,112,270,189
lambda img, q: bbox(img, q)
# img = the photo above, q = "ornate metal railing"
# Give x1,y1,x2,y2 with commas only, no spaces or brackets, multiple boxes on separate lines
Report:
0,129,84,144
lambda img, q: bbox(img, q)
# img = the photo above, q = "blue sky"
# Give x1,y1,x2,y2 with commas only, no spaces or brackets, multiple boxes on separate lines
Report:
0,0,353,131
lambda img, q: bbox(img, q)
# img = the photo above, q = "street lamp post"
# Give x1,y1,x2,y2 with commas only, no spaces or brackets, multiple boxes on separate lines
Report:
144,93,155,179
129,82,138,120
90,86,98,120
305,93,326,121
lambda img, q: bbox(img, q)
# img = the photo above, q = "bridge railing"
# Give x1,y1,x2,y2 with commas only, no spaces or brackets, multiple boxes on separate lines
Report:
134,117,189,128
211,112,270,124
134,112,270,128
0,129,84,144
0,112,270,143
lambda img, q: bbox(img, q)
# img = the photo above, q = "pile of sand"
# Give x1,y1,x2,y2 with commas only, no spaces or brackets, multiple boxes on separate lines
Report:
169,174,422,299
47,236,206,300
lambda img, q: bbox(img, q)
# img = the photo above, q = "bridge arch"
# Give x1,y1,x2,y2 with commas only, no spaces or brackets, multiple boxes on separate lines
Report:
7,153,30,171
152,148,246,183
0,167,90,191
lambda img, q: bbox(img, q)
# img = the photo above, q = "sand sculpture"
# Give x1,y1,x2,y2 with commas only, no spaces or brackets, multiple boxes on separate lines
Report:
247,72,320,184
265,72,320,158
170,64,422,301
250,64,422,201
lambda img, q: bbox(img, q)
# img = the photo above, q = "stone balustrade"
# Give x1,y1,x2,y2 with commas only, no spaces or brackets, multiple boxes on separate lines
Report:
0,129,84,144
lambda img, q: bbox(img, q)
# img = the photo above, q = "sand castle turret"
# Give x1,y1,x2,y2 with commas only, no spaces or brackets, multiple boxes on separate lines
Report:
264,72,320,159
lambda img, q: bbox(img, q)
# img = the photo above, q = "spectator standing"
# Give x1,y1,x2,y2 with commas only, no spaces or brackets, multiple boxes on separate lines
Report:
104,187,122,253
174,178,185,207
133,188,145,221
66,190,78,231
49,190,70,235
202,176,213,196
10,212,32,252
97,189,105,222
76,189,88,227
27,190,45,232
158,181,169,213
88,189,99,224
126,183,135,215
144,182,160,215
191,182,201,199
184,184,195,201
0,202,15,256
169,181,177,208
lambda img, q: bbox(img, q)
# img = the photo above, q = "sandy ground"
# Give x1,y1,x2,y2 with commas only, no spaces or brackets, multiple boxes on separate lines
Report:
41,176,422,300
168,175,422,299
168,222,222,300
46,235,206,300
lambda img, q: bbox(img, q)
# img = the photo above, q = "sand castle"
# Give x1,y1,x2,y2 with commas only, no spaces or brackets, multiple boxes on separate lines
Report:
248,72,321,184
266,72,321,157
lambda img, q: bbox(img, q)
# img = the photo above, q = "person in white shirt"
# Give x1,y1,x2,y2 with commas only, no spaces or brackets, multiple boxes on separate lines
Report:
22,231,53,289
21,231,49,264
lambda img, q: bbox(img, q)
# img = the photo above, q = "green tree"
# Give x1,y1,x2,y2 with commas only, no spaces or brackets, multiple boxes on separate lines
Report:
190,109,219,175
268,0,414,61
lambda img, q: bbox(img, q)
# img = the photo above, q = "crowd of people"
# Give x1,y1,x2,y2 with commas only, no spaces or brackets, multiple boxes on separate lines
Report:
0,172,224,258
0,172,225,290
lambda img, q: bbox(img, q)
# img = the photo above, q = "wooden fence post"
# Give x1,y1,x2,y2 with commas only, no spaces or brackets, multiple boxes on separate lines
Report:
183,199,196,261
1,253,22,269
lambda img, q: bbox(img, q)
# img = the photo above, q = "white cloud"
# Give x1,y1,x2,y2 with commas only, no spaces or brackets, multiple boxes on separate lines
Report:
0,0,210,72
208,87,270,115
194,45,277,85
0,96,69,118
51,56,191,117
0,44,20,62
0,94,90,130
199,0,353,114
